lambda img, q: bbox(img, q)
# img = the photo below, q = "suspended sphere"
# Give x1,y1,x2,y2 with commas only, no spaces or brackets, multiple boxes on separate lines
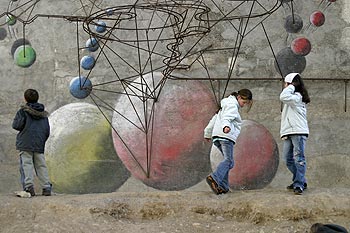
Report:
291,37,312,56
85,38,99,52
69,76,92,99
14,45,36,68
95,21,106,33
310,11,325,27
80,55,95,70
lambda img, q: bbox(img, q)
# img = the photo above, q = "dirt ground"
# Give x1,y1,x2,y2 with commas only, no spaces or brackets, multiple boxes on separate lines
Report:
0,187,349,233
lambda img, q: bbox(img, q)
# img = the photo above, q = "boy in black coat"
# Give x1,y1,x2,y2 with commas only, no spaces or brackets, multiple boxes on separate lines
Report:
12,89,52,197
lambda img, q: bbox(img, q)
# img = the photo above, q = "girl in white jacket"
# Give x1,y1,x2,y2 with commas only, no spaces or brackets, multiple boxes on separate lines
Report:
204,89,253,195
280,73,310,195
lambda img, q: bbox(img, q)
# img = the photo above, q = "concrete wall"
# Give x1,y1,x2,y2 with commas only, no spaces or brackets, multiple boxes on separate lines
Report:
0,0,349,193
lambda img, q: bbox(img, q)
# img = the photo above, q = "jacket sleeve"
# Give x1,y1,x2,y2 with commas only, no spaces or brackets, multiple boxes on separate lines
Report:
204,114,217,138
12,109,26,131
280,85,300,106
221,100,239,129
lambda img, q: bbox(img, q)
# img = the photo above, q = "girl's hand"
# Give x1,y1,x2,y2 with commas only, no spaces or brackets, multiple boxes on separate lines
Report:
223,126,231,133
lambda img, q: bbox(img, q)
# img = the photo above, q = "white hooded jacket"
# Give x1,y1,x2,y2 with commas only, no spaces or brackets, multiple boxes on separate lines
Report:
280,84,309,138
204,95,242,142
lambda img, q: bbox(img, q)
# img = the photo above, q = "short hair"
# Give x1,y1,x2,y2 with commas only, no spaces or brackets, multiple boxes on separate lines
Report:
24,89,39,103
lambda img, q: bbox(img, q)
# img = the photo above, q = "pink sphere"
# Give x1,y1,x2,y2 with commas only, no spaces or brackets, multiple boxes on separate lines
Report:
210,120,279,189
291,37,312,56
310,11,325,27
112,73,216,190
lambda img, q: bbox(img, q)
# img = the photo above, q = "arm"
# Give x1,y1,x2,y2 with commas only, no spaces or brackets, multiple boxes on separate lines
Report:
12,109,26,131
280,85,300,105
220,99,239,131
204,114,217,139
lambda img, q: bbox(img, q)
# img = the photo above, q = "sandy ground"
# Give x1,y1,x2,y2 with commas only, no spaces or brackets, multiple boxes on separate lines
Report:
0,187,349,233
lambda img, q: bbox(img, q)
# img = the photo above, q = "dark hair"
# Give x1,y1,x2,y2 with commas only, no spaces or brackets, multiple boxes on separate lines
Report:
24,89,39,103
291,74,310,104
229,88,253,112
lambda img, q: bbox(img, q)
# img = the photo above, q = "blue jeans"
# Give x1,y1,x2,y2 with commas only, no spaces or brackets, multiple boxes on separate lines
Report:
212,139,234,191
283,135,307,189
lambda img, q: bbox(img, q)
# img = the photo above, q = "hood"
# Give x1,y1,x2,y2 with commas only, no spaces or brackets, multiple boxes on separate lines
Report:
284,73,300,83
22,103,49,119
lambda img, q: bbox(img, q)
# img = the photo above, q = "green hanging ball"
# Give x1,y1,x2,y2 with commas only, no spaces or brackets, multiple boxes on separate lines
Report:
6,15,16,26
14,45,36,68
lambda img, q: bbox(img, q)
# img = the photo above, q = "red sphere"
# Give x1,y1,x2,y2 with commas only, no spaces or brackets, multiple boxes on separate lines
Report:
291,37,312,56
310,11,325,27
210,120,279,189
328,0,336,2
112,73,216,190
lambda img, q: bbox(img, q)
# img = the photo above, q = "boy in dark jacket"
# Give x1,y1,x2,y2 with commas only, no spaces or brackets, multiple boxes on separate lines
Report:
12,89,52,197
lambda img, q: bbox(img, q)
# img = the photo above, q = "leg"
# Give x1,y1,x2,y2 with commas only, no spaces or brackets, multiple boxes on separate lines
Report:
33,152,52,190
283,138,297,182
20,151,35,189
20,151,36,196
290,135,307,189
212,140,234,191
19,156,25,190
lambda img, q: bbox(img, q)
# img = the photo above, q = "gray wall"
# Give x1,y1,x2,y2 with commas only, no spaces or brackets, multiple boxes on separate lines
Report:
0,0,349,193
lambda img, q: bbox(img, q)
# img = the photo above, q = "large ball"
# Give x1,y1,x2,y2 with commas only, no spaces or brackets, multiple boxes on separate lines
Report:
112,73,215,190
14,45,36,68
274,47,306,77
210,120,279,190
69,76,92,99
46,103,130,194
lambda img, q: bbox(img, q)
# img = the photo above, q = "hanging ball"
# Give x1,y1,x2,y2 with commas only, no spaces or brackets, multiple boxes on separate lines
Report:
11,38,31,57
85,38,99,52
14,45,36,68
328,0,336,2
106,8,114,15
95,21,106,33
310,11,325,27
0,28,7,41
69,76,92,99
6,14,16,26
291,37,312,56
80,55,95,70
274,47,306,77
284,14,303,33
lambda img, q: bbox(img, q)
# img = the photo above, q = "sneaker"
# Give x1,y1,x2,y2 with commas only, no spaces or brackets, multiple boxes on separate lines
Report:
206,175,219,195
217,187,229,195
287,183,307,190
294,187,303,195
42,184,52,196
24,186,35,197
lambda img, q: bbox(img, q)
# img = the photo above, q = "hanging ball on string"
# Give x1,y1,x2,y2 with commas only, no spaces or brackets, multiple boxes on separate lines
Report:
6,14,16,26
284,14,303,33
14,45,36,68
291,37,312,56
69,76,92,99
95,21,106,33
80,55,95,70
85,38,99,52
310,11,325,27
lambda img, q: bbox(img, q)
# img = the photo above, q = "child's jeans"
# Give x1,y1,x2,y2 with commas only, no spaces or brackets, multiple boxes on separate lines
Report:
212,139,235,191
282,135,307,189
